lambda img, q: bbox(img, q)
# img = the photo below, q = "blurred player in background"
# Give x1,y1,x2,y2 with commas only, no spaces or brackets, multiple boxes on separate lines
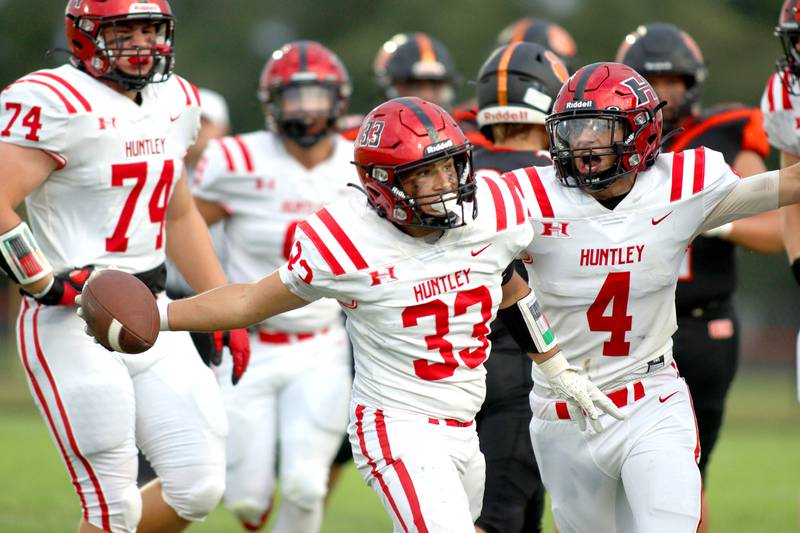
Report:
507,61,800,532
85,97,625,532
471,41,567,533
617,23,783,532
0,1,249,531
373,32,461,110
455,18,578,150
761,0,800,399
190,41,355,533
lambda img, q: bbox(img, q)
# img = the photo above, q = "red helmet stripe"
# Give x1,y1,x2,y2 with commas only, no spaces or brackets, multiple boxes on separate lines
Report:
396,97,440,143
497,42,521,107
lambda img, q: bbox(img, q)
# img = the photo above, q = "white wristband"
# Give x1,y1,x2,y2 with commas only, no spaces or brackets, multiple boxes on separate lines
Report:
537,351,570,378
156,299,171,331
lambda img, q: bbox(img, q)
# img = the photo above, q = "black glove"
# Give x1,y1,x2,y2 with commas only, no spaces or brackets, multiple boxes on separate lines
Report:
25,266,94,306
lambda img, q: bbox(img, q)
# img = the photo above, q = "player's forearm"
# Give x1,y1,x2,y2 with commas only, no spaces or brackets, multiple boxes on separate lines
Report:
164,271,308,332
781,205,800,262
165,206,227,292
529,345,562,365
724,210,784,254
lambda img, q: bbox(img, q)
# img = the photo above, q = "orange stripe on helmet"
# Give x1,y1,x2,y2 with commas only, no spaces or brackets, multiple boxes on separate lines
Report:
497,42,521,106
510,19,532,44
544,50,569,82
416,33,437,63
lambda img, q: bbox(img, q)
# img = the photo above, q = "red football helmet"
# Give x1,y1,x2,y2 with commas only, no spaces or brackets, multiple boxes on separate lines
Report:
776,0,800,85
64,0,175,90
258,41,351,148
353,97,476,229
545,62,664,191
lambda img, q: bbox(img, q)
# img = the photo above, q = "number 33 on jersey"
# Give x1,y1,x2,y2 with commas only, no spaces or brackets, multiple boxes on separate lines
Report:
0,65,201,273
279,175,533,422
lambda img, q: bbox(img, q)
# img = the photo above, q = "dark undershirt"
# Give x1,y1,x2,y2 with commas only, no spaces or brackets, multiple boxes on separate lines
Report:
596,191,629,210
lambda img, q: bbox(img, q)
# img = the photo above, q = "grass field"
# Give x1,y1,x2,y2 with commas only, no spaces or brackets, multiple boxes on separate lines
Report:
0,352,797,532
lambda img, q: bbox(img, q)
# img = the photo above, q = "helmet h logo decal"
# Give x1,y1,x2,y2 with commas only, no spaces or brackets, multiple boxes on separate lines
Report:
358,120,385,147
621,76,656,107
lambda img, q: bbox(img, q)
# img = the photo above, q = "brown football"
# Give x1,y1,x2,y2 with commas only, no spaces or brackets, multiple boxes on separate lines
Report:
80,269,160,354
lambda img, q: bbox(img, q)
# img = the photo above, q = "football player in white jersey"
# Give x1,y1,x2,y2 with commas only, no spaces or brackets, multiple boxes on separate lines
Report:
0,1,249,532
189,41,356,532
761,0,800,400
83,97,624,532
504,61,800,533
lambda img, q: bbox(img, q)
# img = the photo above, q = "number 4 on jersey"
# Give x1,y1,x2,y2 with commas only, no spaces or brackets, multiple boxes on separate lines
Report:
587,271,633,357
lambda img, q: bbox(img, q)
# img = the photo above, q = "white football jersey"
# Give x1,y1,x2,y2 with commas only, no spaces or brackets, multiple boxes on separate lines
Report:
0,65,200,274
761,69,800,154
193,131,355,332
279,176,533,421
507,148,739,391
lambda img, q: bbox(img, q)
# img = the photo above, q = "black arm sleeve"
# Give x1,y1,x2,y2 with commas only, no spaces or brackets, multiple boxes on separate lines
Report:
496,302,542,355
792,258,800,285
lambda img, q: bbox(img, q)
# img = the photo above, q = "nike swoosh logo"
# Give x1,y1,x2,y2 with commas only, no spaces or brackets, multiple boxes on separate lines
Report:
651,211,673,225
471,243,492,257
340,299,358,310
659,391,679,403
170,113,182,122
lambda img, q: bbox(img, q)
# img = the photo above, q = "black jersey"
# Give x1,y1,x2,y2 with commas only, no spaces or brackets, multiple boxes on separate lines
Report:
664,104,770,313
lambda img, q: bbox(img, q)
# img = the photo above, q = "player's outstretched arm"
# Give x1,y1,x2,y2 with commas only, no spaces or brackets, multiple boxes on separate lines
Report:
497,271,625,432
163,270,309,333
780,151,800,284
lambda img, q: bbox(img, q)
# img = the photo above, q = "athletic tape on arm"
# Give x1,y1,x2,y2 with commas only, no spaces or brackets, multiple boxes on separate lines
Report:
0,222,53,285
497,289,558,354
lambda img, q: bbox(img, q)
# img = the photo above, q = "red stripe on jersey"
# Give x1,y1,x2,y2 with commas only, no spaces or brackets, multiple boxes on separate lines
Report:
507,179,526,224
376,410,428,533
18,300,90,522
298,220,345,275
767,74,776,112
189,81,201,106
218,139,236,172
782,70,794,110
15,79,77,114
484,177,508,231
175,76,192,106
523,167,554,218
692,147,706,194
31,304,111,529
670,152,685,202
233,136,254,172
355,406,408,533
317,208,369,270
503,172,531,217
32,72,92,112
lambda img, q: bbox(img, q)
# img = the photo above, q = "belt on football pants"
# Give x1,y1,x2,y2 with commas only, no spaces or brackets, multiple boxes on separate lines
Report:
427,417,474,428
553,380,645,420
257,327,329,344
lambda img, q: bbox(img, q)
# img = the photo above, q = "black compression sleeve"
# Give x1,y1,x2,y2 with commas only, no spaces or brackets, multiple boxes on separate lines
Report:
792,257,800,285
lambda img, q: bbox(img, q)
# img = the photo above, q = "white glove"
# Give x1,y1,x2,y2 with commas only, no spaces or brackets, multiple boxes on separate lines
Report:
538,352,626,432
